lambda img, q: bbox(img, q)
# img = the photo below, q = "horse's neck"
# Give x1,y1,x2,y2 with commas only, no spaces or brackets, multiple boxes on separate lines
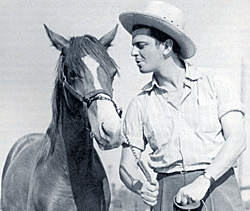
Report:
59,102,100,203
46,99,106,209
59,102,93,161
45,98,93,163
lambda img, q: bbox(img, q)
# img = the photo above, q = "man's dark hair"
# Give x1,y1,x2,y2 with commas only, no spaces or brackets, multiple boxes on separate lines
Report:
132,24,180,55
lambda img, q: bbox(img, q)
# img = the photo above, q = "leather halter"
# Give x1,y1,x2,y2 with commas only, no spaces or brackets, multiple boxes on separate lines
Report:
62,72,122,118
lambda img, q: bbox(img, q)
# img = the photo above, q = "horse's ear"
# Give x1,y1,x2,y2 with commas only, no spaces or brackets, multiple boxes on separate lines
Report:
44,24,69,51
99,24,118,49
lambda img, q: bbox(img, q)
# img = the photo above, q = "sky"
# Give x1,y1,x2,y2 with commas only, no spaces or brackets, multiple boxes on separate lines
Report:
1,0,250,202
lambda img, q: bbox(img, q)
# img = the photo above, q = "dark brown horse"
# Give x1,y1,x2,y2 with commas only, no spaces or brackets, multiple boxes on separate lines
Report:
1,24,123,211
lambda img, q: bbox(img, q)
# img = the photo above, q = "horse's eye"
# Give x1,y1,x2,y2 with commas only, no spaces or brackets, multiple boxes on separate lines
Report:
111,70,117,80
110,74,116,83
69,71,76,78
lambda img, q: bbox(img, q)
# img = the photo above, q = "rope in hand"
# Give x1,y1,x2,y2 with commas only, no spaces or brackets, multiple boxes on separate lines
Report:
123,133,152,183
124,132,209,211
123,132,159,211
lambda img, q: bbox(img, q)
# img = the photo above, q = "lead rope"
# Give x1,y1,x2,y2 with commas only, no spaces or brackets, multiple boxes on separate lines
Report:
123,131,152,183
123,132,155,211
201,200,208,211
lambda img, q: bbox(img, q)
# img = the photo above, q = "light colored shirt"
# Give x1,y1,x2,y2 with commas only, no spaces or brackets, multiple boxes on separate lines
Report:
123,61,244,174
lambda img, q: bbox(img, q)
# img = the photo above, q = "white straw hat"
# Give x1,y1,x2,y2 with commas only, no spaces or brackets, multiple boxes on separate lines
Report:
119,1,197,59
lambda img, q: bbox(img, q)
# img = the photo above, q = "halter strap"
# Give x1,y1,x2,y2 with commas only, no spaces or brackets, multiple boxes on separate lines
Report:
62,73,122,118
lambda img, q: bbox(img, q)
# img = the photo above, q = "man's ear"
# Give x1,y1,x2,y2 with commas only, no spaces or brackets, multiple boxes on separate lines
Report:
163,39,173,55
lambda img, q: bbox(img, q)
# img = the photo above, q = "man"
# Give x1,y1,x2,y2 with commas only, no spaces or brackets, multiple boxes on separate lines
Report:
118,1,246,211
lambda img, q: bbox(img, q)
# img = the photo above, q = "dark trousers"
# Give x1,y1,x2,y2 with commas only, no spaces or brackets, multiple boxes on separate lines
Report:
153,168,244,211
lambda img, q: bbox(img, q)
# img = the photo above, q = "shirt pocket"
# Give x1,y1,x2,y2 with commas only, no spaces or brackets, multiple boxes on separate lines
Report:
197,103,221,133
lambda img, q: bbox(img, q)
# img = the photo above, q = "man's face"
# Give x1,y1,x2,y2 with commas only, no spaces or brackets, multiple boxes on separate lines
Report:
131,28,165,74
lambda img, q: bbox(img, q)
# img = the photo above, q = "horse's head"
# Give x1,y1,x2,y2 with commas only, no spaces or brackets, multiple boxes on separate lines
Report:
44,24,123,150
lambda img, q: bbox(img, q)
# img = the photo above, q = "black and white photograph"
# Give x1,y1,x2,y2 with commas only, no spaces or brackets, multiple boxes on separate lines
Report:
0,0,249,210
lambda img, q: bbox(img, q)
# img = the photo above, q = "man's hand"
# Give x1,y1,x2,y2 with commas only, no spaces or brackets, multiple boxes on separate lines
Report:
140,179,159,207
175,175,210,206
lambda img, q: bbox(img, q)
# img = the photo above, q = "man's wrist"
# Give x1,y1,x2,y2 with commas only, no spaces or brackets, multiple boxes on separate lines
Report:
201,171,215,185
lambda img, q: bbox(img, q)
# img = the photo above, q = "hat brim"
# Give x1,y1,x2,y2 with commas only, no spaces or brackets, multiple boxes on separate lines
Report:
119,12,196,59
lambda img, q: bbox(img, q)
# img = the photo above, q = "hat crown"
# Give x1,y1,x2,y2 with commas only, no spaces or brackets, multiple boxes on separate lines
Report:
145,1,185,29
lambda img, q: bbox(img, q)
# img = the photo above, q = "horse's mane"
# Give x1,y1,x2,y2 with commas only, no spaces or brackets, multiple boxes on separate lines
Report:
36,35,118,166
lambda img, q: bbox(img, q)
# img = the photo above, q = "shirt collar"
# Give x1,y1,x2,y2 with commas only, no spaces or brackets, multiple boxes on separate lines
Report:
142,60,203,92
141,75,158,91
185,61,203,81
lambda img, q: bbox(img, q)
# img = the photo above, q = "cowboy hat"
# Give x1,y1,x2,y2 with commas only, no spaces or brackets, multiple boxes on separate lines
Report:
119,1,196,59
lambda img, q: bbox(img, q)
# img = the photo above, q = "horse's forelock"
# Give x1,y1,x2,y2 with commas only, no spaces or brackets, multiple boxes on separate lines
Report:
62,35,118,78
80,35,118,76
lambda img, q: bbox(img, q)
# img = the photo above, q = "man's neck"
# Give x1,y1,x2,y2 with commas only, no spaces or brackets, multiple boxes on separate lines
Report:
154,56,186,92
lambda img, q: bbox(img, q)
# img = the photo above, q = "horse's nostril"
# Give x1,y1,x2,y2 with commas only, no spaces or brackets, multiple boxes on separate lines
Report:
101,122,111,137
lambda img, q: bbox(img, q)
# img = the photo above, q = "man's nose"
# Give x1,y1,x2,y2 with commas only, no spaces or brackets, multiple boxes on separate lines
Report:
131,46,139,57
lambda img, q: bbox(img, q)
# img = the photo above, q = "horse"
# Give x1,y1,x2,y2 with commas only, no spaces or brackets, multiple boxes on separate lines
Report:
1,24,123,211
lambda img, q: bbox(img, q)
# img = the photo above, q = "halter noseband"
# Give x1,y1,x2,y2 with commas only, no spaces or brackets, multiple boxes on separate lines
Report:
62,72,122,118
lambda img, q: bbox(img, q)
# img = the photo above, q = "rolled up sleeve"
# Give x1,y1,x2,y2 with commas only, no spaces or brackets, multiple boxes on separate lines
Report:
123,98,146,151
214,73,245,119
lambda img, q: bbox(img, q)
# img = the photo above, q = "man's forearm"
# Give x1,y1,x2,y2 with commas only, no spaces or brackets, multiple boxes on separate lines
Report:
119,164,143,194
205,132,246,181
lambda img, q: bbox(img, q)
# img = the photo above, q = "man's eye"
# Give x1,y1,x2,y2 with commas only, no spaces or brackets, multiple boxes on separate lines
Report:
136,43,146,49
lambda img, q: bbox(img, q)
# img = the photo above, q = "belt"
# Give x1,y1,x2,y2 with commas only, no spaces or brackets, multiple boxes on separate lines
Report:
157,169,205,181
157,167,235,181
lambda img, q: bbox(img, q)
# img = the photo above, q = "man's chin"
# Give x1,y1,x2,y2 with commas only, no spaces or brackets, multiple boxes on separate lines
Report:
138,66,143,71
139,68,149,74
